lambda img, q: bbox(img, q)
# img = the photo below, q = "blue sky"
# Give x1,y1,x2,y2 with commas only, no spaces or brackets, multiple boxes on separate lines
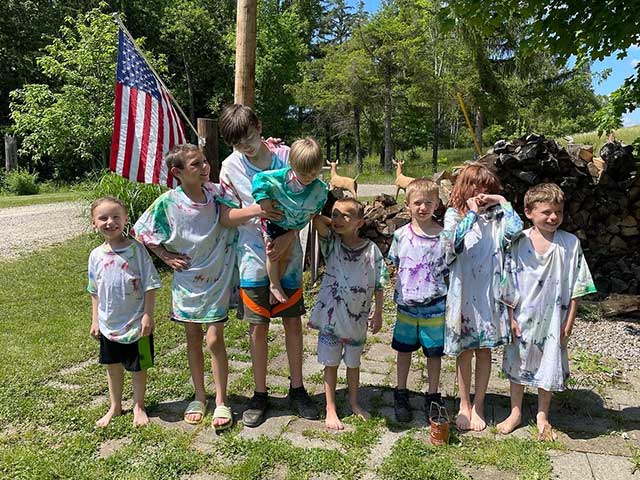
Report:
353,0,639,127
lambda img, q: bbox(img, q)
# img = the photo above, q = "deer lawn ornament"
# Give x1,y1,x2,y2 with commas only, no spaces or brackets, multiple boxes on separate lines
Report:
327,159,358,198
392,159,415,200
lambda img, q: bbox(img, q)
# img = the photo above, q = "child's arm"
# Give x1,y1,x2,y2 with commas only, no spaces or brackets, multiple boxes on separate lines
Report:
478,194,523,244
313,214,331,238
508,306,521,339
147,244,191,271
90,295,100,339
368,289,384,334
219,202,284,227
561,299,578,345
140,290,156,337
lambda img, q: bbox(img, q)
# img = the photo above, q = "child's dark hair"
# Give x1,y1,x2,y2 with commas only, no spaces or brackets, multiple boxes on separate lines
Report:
90,196,128,218
165,144,200,171
449,163,502,214
334,198,365,218
218,104,260,145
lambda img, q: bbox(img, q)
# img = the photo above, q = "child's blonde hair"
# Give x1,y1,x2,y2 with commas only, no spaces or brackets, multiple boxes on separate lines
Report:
524,183,565,211
449,163,502,214
218,104,260,145
165,144,201,171
90,196,128,218
290,137,323,175
334,197,365,218
405,178,439,203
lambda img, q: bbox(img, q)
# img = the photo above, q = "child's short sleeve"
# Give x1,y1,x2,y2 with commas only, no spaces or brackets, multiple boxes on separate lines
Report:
218,164,242,208
251,171,273,203
137,243,162,292
132,194,172,246
571,244,597,299
87,252,98,295
373,244,390,289
387,231,400,266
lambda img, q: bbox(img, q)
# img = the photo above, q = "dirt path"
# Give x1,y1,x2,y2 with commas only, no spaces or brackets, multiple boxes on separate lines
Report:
0,201,87,261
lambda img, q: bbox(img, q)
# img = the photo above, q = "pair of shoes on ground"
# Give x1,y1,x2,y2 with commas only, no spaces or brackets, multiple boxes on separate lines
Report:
394,389,445,423
242,386,320,428
183,400,233,431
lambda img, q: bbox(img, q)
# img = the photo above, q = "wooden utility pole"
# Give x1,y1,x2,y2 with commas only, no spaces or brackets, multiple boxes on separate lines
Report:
197,118,220,182
234,0,257,107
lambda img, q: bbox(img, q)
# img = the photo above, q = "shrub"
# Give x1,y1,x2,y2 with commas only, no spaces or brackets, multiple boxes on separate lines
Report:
83,170,166,229
5,168,40,195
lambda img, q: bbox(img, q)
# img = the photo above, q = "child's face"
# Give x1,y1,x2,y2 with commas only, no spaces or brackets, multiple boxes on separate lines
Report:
294,166,322,186
172,151,210,187
92,202,128,241
525,201,564,234
407,191,439,222
331,203,364,236
233,126,262,157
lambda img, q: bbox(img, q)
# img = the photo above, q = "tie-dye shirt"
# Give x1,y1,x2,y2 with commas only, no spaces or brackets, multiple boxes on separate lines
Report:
218,144,304,289
308,232,389,346
132,182,237,323
87,241,161,344
252,167,328,230
388,223,448,306
502,229,596,391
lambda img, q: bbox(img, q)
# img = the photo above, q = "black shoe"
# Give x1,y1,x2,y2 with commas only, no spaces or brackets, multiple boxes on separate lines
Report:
288,386,320,420
425,392,445,413
243,391,269,428
394,388,412,423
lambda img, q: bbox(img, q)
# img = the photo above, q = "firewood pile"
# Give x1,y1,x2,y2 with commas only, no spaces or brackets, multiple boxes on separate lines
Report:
478,133,640,295
361,194,412,254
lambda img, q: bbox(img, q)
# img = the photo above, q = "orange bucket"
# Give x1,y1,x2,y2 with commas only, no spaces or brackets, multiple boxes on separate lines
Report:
428,402,450,446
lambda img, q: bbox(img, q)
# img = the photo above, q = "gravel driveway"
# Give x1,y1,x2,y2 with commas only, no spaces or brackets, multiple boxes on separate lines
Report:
0,201,88,261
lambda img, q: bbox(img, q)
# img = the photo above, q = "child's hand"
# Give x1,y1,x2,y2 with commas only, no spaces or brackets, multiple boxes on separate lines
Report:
368,311,383,334
466,196,481,213
560,323,572,346
89,321,100,340
510,318,521,339
161,251,191,271
258,199,284,222
140,314,154,337
477,193,506,207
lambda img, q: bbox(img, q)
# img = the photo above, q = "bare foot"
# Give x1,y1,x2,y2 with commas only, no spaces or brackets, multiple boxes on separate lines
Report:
96,405,122,427
536,412,556,441
350,403,370,421
496,411,521,434
326,409,344,430
133,404,149,427
456,406,471,431
470,404,486,431
212,415,231,429
269,284,288,304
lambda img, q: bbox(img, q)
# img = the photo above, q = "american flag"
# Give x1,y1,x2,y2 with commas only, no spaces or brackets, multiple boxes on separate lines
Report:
110,28,187,187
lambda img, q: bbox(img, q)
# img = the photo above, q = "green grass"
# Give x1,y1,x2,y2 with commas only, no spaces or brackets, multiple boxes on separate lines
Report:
0,191,82,209
560,125,640,153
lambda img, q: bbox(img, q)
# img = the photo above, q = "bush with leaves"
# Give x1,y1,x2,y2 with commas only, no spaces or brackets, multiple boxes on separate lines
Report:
5,168,40,195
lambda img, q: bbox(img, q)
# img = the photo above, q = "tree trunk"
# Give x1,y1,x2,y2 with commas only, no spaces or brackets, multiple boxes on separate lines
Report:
336,136,340,162
383,67,393,173
354,105,362,174
474,107,483,159
4,135,17,170
325,124,331,162
432,100,440,173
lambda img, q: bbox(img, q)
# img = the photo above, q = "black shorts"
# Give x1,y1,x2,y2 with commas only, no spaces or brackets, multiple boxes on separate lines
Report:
261,218,289,243
99,334,154,372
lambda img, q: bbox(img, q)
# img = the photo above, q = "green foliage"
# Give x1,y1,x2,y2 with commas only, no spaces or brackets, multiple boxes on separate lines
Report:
5,168,40,195
83,171,166,228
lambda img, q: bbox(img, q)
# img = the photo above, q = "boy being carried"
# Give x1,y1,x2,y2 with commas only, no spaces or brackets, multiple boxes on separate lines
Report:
309,198,389,430
498,183,596,440
252,137,328,304
133,144,236,431
389,179,448,423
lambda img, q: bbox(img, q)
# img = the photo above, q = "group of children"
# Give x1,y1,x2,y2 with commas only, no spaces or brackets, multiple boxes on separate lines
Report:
88,104,596,440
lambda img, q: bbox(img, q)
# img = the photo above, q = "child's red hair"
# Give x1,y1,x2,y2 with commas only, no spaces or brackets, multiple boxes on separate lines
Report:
449,163,502,215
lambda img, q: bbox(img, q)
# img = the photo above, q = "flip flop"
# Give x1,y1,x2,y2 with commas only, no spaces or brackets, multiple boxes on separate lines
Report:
184,400,206,425
212,404,233,431
537,424,558,442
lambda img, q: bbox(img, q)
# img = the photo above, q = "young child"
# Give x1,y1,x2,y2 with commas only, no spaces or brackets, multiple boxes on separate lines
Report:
88,196,161,427
217,104,319,427
441,163,523,431
308,198,389,430
498,183,596,440
388,179,448,423
251,137,328,304
133,144,237,431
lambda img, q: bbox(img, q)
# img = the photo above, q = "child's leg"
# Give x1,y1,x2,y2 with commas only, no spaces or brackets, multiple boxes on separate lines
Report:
184,323,207,423
206,323,230,428
131,369,149,426
470,348,491,431
324,365,343,430
497,381,524,434
266,253,289,304
249,323,269,393
283,316,304,389
455,350,473,430
536,388,553,435
96,363,124,427
396,351,412,390
345,344,369,420
426,356,442,395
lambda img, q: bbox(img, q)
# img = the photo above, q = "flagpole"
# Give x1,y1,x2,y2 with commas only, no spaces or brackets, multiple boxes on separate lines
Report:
112,13,204,146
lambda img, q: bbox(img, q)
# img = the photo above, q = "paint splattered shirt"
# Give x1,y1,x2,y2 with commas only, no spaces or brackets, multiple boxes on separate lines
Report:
132,182,237,323
252,167,328,230
388,223,448,306
308,232,389,346
218,144,304,289
87,241,161,344
441,203,523,355
502,229,596,391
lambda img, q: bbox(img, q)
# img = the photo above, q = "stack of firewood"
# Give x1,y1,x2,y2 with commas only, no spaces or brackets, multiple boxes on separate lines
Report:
361,194,412,254
479,134,639,295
